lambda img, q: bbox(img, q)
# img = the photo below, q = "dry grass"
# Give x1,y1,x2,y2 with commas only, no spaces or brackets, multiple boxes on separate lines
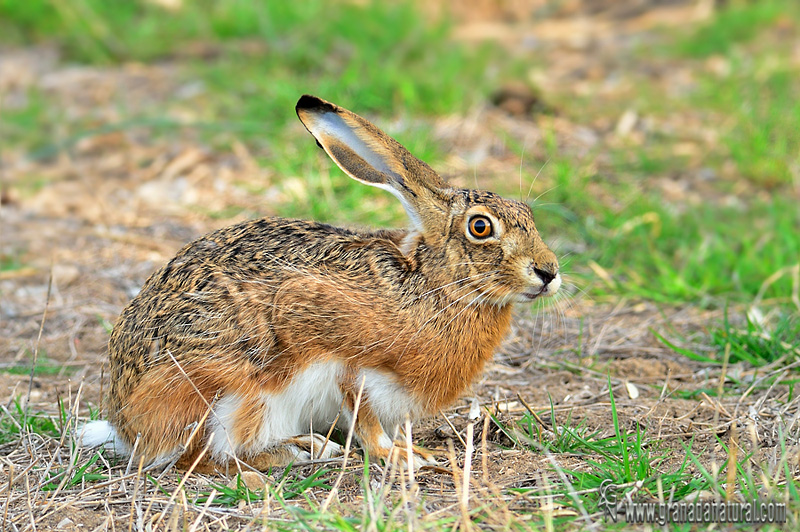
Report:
2,293,798,529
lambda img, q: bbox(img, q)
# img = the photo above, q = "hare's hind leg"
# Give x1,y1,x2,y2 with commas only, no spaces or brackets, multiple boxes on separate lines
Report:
245,434,342,470
204,387,344,471
340,371,437,469
174,434,342,473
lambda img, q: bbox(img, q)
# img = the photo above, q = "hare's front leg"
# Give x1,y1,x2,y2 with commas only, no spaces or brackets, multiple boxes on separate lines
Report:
343,391,437,469
353,404,436,468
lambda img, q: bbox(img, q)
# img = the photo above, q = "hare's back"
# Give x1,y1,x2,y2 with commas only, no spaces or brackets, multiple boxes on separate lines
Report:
108,217,406,377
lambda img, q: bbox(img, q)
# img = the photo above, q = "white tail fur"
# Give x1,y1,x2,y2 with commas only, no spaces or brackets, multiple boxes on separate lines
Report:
79,420,131,456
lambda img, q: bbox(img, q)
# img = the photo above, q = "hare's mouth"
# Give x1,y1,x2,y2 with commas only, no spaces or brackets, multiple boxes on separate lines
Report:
520,285,556,301
520,290,545,301
519,272,561,302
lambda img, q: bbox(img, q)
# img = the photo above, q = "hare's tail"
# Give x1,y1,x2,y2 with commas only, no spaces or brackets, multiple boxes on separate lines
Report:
79,420,131,456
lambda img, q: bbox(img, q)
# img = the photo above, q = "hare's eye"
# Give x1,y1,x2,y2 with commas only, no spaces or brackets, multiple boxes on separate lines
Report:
468,216,493,239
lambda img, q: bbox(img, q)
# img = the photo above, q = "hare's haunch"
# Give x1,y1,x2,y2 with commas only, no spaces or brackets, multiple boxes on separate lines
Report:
81,96,561,471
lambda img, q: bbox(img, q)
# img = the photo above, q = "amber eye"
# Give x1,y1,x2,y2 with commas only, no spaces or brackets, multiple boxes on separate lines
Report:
468,215,493,239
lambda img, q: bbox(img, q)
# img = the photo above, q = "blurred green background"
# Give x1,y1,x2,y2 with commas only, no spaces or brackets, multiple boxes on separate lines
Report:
1,0,798,319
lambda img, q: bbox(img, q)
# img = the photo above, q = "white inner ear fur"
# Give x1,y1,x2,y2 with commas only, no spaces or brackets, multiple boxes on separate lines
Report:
313,112,400,178
374,183,423,231
312,112,423,230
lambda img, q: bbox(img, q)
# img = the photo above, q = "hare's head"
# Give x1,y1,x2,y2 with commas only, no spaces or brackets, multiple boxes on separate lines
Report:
296,95,560,306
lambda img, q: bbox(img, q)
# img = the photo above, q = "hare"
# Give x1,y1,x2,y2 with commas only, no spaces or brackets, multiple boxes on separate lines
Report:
81,95,561,472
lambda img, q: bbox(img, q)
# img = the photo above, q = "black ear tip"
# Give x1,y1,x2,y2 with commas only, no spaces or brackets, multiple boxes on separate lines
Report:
296,94,336,114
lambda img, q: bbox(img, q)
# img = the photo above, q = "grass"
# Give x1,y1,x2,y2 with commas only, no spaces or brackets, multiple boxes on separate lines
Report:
675,0,796,58
0,0,504,146
710,311,800,366
1,363,80,376
501,384,798,529
0,89,63,152
595,198,799,303
505,386,703,512
0,253,25,273
718,68,800,188
194,467,332,506
40,452,108,491
1,351,82,377
186,3,501,123
3,376,797,529
1,0,503,228
529,152,799,305
0,397,64,445
3,1,797,308
516,404,602,455
655,307,800,370
522,0,800,308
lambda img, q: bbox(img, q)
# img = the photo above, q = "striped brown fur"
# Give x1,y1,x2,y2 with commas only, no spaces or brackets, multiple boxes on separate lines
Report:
84,96,561,471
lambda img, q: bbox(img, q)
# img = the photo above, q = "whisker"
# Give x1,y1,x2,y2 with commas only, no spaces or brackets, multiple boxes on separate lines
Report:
531,186,559,205
525,156,551,203
519,143,526,202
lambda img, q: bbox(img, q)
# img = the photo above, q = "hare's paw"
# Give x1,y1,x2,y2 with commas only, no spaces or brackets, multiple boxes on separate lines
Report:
387,442,438,469
366,438,438,469
243,435,342,471
408,443,438,467
287,434,343,460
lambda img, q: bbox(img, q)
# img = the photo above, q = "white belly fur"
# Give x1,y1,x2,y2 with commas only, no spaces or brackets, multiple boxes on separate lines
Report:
359,367,425,437
207,362,424,461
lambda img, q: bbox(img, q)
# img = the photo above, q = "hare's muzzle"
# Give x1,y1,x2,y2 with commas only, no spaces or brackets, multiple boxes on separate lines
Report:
533,266,557,285
520,262,561,301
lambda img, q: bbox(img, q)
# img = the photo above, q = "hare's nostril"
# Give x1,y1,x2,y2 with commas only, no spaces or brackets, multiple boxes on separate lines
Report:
533,266,557,285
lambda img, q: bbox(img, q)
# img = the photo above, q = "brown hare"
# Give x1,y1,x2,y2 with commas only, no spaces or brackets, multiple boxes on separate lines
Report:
81,95,561,472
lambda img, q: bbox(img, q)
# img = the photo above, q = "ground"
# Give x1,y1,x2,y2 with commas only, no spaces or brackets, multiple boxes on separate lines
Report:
1,1,799,530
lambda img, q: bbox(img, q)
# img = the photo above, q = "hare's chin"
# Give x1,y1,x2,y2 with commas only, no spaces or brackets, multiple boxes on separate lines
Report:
518,288,554,302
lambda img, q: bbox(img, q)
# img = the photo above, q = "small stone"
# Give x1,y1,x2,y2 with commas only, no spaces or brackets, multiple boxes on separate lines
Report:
468,397,481,420
56,517,74,529
240,471,266,491
625,381,640,400
615,109,638,137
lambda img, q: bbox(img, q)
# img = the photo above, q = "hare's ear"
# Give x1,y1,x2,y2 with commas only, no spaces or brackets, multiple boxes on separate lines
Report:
296,95,449,230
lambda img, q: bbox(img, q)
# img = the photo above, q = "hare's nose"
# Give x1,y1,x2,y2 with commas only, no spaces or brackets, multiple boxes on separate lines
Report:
533,265,558,285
